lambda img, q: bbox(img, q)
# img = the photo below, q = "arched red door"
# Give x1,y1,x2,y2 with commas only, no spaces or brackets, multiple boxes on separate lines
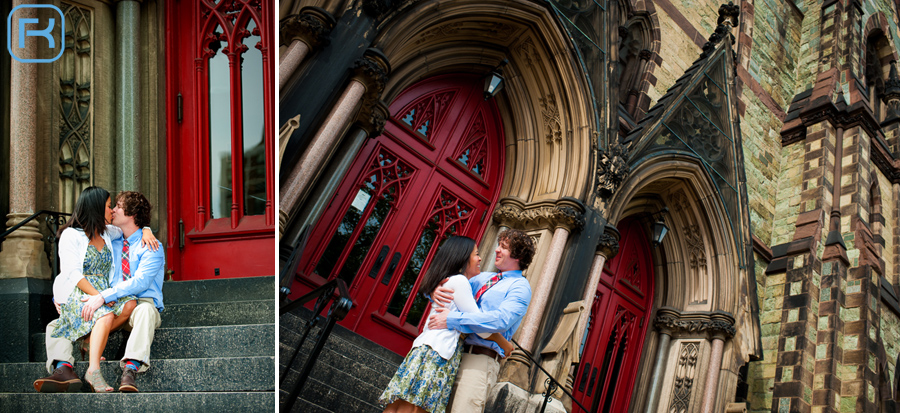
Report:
292,74,505,355
574,217,655,412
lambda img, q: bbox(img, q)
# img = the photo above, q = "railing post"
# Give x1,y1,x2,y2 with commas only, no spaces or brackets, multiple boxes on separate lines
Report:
539,378,558,413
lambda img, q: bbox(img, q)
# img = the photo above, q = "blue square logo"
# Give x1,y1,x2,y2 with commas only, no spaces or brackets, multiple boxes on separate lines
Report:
7,4,65,63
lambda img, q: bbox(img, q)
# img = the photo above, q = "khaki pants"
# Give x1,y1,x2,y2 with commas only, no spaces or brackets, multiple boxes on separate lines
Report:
448,352,500,413
45,298,161,374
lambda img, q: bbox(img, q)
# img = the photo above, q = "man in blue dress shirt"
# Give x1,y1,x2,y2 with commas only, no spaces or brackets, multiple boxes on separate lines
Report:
428,228,535,412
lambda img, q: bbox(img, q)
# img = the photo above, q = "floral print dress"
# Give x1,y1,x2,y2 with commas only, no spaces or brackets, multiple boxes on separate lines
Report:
378,339,465,413
51,244,136,341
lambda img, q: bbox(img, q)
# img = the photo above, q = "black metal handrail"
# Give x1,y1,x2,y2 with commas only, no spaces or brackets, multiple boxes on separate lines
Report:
279,225,310,302
510,338,590,413
279,278,353,413
0,210,70,277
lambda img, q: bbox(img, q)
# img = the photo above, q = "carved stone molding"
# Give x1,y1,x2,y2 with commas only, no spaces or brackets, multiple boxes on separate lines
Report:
517,37,539,68
639,49,653,61
356,100,390,136
281,7,335,50
654,307,736,340
540,94,562,145
492,197,585,232
596,225,620,260
595,138,629,199
352,48,391,96
684,224,706,269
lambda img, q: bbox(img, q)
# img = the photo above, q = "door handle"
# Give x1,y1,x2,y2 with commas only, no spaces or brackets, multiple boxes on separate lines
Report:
369,246,390,278
381,252,401,285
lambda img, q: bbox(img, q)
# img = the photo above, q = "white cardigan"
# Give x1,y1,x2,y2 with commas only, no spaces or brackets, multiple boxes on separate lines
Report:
52,225,123,304
411,274,490,360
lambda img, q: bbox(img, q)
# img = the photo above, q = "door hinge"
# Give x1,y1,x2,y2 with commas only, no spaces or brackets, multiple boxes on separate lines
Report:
177,93,183,123
178,219,185,250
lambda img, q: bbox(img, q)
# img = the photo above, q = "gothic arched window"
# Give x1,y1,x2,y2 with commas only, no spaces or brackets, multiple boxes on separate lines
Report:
866,32,892,121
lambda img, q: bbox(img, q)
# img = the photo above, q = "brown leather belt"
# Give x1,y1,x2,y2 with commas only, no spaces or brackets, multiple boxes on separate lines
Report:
463,344,500,361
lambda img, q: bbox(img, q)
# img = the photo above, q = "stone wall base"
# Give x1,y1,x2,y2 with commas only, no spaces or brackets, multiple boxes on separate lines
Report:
485,381,568,413
0,278,54,362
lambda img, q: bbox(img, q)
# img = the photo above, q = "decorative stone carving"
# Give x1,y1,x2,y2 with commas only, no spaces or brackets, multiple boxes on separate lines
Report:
668,341,700,413
595,138,629,199
59,3,93,213
416,22,463,45
352,49,390,96
540,94,562,145
356,100,390,136
281,7,335,49
654,307,736,339
717,1,740,27
670,189,689,213
882,62,900,122
685,224,707,269
596,225,620,260
639,49,653,61
699,1,739,59
491,198,585,232
517,38,538,67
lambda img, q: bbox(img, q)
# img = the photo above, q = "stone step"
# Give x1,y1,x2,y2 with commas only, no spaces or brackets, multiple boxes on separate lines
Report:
279,342,390,408
162,276,274,304
161,299,274,327
0,392,274,412
279,309,403,365
0,356,274,393
32,323,275,362
278,325,399,385
280,376,381,413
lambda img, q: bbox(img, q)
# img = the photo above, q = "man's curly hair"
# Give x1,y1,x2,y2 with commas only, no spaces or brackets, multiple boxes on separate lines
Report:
116,191,152,228
498,229,535,271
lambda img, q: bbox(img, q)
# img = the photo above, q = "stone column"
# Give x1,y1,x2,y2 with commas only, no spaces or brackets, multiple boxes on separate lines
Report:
644,310,677,413
499,199,584,386
574,225,620,340
699,312,736,413
279,7,335,91
116,0,141,191
0,1,49,280
279,49,389,222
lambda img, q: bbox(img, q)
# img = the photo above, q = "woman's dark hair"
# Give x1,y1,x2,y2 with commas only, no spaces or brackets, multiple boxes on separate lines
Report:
418,236,477,298
58,186,110,240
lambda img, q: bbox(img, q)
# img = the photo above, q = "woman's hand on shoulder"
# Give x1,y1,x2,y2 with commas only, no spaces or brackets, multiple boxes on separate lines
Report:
141,227,160,251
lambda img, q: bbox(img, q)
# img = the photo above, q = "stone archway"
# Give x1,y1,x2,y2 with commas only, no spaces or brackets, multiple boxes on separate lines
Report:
604,156,758,412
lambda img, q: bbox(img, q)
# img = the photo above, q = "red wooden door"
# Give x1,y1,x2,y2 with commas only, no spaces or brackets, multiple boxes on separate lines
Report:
164,0,276,280
574,217,654,412
292,74,504,355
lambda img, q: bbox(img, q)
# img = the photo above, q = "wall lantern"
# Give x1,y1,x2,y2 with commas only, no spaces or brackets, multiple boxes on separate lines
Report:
648,207,669,248
483,59,509,100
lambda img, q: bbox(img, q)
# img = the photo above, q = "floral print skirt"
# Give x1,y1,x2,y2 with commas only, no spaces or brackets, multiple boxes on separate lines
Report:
51,274,136,342
378,340,464,413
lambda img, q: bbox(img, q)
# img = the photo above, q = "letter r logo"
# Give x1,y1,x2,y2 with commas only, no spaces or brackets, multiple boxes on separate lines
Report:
7,4,65,63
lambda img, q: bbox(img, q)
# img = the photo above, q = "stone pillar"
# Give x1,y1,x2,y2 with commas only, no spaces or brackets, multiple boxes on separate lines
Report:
574,225,619,341
279,49,389,223
0,1,49,280
496,198,584,386
279,7,335,90
644,310,675,413
699,312,736,413
116,0,141,191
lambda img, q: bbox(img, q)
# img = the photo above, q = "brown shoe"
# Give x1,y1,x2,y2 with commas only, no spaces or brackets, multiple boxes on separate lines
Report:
33,364,81,393
119,368,138,392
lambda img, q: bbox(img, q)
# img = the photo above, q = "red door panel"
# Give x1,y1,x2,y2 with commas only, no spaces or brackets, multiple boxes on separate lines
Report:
292,74,504,354
164,0,276,280
574,217,654,412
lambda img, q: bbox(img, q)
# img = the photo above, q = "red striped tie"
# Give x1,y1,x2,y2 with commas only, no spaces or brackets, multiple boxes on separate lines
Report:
475,272,503,303
122,240,130,280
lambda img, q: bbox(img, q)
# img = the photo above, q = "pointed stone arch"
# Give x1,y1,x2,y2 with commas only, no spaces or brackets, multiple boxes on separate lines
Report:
373,0,597,204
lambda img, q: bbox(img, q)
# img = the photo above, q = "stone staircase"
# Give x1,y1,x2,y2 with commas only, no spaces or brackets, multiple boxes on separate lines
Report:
279,306,403,412
0,276,275,412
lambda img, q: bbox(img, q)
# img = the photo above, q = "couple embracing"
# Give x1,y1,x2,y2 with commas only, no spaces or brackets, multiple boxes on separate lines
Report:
380,229,535,413
33,186,166,393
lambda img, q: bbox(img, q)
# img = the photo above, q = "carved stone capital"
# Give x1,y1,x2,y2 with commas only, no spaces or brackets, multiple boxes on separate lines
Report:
595,138,629,199
491,197,585,232
352,48,391,99
596,225,620,260
281,7,335,50
356,100,390,136
638,49,653,61
653,307,736,340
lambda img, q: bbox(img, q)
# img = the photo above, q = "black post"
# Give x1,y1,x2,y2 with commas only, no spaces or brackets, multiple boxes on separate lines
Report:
540,378,558,413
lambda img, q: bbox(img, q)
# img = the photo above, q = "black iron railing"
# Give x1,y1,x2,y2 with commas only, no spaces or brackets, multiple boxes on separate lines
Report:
510,338,590,413
279,225,310,302
0,210,70,277
279,278,353,412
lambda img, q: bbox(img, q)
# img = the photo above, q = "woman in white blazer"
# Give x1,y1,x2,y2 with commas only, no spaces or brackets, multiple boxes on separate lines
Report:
49,186,155,392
